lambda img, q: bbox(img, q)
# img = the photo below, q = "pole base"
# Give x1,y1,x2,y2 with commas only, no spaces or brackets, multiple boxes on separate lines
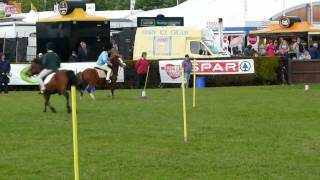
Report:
184,136,188,143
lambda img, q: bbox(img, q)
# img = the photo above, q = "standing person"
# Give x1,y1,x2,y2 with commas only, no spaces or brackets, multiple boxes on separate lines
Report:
0,53,10,93
135,52,149,88
266,40,276,56
182,54,192,88
292,37,303,59
68,51,78,62
278,40,290,57
37,42,61,93
95,45,113,83
309,43,320,59
77,41,88,61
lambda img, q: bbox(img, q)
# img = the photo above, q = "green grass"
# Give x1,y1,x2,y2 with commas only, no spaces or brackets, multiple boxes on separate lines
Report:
1,85,320,179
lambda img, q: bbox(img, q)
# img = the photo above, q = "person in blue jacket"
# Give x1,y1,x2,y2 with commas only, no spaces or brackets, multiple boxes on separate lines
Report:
0,53,11,93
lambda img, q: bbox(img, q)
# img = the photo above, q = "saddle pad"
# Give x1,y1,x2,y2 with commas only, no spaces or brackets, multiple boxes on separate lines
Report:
95,69,107,78
44,73,56,85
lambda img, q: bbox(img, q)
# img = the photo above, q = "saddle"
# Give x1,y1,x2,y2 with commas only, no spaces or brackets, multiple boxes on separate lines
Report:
43,72,56,85
94,67,112,79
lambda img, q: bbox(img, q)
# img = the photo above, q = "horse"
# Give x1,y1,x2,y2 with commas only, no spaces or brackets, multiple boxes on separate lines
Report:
76,53,126,100
28,58,77,113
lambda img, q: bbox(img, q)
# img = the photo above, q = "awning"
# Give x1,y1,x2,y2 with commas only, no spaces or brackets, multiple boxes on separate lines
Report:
250,22,320,35
37,8,108,23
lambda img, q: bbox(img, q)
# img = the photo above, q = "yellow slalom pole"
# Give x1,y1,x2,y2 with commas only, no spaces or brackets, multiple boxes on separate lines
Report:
192,58,196,109
181,67,187,143
71,86,79,180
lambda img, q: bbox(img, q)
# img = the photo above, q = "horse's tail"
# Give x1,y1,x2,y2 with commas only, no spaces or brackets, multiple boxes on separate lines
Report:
76,71,85,90
66,70,77,88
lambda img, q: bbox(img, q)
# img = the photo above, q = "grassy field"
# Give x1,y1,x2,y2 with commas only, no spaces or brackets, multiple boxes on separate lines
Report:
1,85,320,179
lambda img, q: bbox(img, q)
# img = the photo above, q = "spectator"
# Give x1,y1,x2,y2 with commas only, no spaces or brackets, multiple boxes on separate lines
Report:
299,49,311,60
274,40,279,53
69,51,78,62
135,52,149,88
77,41,88,61
266,40,276,56
278,40,290,56
292,37,304,59
309,43,320,59
0,53,11,93
243,45,255,56
258,43,266,56
182,54,192,88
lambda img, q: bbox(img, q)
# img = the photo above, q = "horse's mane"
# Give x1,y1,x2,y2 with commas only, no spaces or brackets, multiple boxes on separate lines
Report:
109,53,120,65
33,57,42,64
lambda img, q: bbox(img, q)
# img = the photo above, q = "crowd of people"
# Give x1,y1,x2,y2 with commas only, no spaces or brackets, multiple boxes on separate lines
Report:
233,37,320,60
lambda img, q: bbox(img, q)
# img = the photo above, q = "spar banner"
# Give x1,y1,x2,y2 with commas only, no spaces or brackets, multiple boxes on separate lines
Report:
9,62,124,85
159,59,255,83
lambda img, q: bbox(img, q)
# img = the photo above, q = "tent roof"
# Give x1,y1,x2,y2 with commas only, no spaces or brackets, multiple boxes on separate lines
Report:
129,0,319,29
37,8,108,23
250,22,320,35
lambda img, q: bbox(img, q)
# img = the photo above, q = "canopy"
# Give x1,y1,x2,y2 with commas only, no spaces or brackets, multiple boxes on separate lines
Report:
37,8,108,23
129,0,319,30
250,22,320,35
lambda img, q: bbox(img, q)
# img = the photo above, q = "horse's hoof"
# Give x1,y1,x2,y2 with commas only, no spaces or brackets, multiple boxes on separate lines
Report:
51,108,57,113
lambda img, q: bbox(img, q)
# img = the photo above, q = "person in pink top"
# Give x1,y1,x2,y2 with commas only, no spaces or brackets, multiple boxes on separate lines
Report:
135,52,149,88
266,40,276,56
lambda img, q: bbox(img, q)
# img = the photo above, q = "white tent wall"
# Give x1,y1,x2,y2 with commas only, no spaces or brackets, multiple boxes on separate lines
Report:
0,22,36,62
129,0,320,30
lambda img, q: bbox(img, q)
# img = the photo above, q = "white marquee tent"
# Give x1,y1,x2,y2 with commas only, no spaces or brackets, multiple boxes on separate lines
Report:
129,0,319,31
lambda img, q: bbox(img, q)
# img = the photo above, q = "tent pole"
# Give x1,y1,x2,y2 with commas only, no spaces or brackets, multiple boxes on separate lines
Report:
16,32,19,63
2,32,5,54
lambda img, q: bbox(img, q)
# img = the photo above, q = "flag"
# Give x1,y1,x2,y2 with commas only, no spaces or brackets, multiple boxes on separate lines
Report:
31,3,37,12
130,0,135,13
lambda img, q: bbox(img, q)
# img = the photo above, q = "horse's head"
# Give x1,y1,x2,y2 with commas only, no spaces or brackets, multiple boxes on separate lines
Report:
28,58,44,76
110,53,126,69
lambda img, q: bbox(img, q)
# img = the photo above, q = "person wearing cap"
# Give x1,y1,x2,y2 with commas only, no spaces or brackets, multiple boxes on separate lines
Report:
37,42,61,93
0,53,10,93
182,54,192,88
95,44,113,82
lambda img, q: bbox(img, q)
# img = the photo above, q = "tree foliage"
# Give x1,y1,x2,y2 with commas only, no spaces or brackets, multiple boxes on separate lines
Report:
17,0,187,12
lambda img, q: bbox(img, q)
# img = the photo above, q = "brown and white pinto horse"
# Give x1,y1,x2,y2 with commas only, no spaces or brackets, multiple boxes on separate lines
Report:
76,53,126,100
28,59,77,113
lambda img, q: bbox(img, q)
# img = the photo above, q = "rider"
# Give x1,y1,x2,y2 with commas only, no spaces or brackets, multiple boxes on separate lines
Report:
37,42,61,93
95,44,113,83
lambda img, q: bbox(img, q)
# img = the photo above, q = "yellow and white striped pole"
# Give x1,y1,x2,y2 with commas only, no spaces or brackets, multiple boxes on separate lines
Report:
71,86,79,180
192,58,196,109
181,67,187,143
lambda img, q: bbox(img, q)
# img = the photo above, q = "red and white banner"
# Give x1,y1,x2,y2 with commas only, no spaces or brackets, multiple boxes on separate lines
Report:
159,59,254,83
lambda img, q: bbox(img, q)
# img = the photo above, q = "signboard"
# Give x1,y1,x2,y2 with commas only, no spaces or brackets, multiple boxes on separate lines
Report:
247,36,259,51
0,3,5,18
9,63,124,85
279,16,301,28
137,17,184,27
58,1,68,15
153,36,172,56
159,59,255,83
